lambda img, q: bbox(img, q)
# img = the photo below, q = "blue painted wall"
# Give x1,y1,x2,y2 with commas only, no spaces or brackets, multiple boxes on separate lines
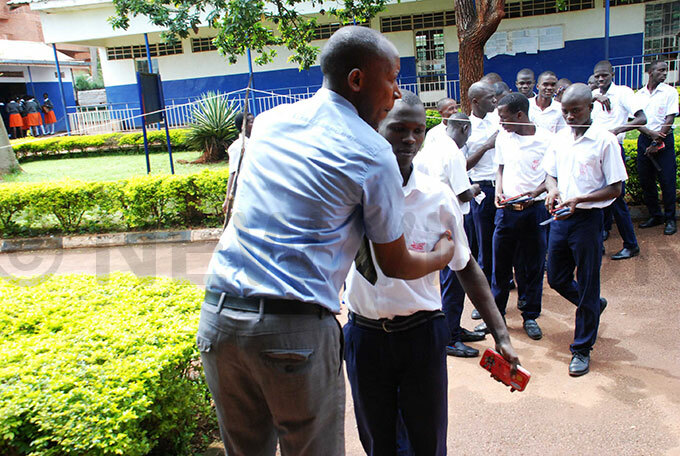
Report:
32,81,76,133
105,33,642,108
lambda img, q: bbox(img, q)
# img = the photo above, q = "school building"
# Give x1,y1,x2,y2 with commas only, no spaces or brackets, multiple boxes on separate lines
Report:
25,0,680,119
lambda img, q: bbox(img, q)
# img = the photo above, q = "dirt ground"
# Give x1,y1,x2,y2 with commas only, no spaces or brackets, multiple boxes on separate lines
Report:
1,227,679,455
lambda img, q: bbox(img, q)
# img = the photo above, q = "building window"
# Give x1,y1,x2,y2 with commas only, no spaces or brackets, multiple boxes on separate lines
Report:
503,0,594,18
0,71,25,78
380,11,455,33
644,0,679,62
135,59,159,73
191,37,218,52
611,0,650,6
312,21,369,40
106,42,183,60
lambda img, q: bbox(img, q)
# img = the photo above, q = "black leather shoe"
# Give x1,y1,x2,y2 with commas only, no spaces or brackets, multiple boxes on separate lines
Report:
639,216,663,228
471,309,482,320
602,230,610,241
569,352,590,376
600,297,607,315
474,321,489,334
446,341,479,358
664,220,677,235
517,299,527,311
611,246,640,260
523,319,543,340
460,327,486,342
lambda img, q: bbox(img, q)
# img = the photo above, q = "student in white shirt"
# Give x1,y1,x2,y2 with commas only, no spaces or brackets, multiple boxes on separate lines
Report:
343,91,519,455
515,68,536,99
635,60,679,235
544,83,628,377
493,92,551,341
591,60,646,258
415,112,486,357
422,97,457,149
464,82,499,287
222,111,254,213
529,71,567,133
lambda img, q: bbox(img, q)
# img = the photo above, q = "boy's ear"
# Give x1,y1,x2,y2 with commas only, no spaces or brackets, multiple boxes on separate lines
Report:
347,68,363,93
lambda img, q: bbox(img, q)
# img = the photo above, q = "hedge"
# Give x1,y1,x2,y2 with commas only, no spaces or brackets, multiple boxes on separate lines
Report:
0,169,229,238
0,273,214,456
10,130,192,163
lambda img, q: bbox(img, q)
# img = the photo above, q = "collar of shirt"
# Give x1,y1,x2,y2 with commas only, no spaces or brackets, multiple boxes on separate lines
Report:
529,96,560,113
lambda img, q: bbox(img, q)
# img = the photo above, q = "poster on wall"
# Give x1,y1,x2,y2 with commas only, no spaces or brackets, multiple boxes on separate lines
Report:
485,25,564,58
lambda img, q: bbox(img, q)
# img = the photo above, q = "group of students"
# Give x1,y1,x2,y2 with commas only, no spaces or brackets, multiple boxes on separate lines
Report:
198,26,678,456
4,93,57,139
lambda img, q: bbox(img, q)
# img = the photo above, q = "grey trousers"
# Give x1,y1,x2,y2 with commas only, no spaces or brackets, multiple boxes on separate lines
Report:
197,304,345,456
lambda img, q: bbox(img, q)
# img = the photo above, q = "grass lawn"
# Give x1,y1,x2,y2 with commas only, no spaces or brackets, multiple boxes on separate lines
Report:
2,151,229,183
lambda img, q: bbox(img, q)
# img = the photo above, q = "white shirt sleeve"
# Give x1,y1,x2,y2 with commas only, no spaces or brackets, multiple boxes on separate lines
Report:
440,188,471,272
666,88,680,116
543,143,558,178
601,134,628,185
621,86,644,117
449,149,473,197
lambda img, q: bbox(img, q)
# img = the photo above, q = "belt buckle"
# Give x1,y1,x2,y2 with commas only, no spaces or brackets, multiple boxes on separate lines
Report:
381,320,394,333
512,203,523,211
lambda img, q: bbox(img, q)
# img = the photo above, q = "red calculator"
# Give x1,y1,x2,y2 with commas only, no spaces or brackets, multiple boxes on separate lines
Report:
480,348,531,392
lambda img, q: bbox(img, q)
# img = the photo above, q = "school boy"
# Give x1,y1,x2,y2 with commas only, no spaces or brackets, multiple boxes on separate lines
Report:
344,91,519,455
422,97,458,149
544,83,627,376
635,60,679,236
591,60,646,258
515,68,536,99
415,111,486,357
529,71,567,133
493,92,551,340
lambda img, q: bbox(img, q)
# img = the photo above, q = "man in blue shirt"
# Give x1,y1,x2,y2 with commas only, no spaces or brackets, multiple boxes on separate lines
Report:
198,26,455,456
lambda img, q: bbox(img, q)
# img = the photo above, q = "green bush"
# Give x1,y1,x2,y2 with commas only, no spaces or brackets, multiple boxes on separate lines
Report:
186,91,238,162
0,168,229,237
11,130,192,162
0,273,214,456
426,109,441,130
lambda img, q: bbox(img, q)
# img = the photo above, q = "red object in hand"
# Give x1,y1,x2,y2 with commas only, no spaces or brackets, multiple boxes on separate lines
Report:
479,348,531,392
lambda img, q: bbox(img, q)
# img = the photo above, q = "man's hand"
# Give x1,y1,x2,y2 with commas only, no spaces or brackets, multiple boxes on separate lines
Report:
555,197,579,219
471,183,481,197
646,142,662,156
594,94,611,112
222,199,229,214
544,189,560,212
648,130,666,142
483,131,499,150
433,230,455,269
495,338,521,375
495,191,506,208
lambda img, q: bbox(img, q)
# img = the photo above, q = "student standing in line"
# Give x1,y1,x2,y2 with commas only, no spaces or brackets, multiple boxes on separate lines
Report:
422,97,457,150
635,60,679,236
343,91,519,456
591,60,646,258
493,92,551,341
6,97,23,139
529,71,567,133
25,95,43,137
544,83,626,377
42,93,57,135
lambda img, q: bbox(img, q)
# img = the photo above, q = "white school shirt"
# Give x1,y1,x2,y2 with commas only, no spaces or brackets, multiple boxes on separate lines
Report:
422,122,447,150
591,83,644,143
543,125,628,209
635,82,679,132
343,169,471,320
465,112,499,182
528,97,567,134
414,133,472,214
227,134,249,174
494,127,551,199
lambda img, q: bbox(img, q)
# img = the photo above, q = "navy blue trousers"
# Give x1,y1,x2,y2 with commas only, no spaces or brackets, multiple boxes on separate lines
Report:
491,204,548,320
603,144,639,249
637,133,677,221
471,183,497,284
344,314,449,456
547,209,604,355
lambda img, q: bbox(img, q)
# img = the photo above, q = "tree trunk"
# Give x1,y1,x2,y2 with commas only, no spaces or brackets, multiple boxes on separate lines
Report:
455,0,506,114
0,119,21,176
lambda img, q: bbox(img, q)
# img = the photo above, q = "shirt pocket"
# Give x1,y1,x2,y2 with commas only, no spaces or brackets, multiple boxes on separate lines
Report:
576,150,601,180
404,228,443,253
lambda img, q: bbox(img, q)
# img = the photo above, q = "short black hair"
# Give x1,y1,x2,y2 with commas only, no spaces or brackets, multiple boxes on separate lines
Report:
594,60,613,72
537,71,557,83
517,68,535,79
493,81,510,96
399,89,423,107
498,92,529,116
436,97,455,110
647,60,665,73
320,26,393,87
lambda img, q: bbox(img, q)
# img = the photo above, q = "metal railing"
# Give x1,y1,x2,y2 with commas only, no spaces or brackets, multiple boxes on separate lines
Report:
613,53,680,90
66,77,462,135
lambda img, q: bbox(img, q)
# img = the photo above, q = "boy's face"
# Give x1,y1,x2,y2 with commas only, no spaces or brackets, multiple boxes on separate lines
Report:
537,75,557,99
515,73,535,97
561,97,592,128
438,100,457,122
498,104,522,134
593,66,613,90
379,100,426,173
649,62,668,85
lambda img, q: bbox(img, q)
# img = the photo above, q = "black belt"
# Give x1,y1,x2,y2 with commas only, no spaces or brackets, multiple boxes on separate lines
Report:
349,310,444,333
471,180,495,187
204,290,329,316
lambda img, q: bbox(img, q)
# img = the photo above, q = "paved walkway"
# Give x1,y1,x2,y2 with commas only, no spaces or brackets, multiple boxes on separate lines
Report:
1,228,679,455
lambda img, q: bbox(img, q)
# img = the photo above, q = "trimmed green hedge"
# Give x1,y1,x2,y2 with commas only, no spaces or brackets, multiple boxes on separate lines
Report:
0,273,214,456
11,130,192,163
0,169,228,238
426,109,441,130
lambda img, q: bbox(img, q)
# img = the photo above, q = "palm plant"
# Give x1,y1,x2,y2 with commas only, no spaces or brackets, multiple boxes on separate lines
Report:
186,91,238,163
